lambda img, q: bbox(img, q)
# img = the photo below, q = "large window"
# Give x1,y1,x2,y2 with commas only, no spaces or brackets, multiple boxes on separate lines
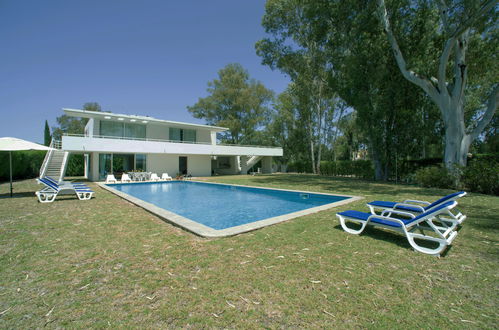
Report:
100,121,123,137
135,154,147,171
98,153,148,180
100,121,146,139
169,127,196,143
125,123,146,139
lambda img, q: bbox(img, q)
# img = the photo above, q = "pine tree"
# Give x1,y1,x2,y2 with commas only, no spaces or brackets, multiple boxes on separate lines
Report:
44,120,51,146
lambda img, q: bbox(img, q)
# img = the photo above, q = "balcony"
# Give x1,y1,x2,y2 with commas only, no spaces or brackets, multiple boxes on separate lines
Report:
61,134,283,157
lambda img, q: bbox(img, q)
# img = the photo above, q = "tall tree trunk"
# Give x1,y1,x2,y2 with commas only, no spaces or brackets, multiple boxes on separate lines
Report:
378,0,498,170
308,115,316,174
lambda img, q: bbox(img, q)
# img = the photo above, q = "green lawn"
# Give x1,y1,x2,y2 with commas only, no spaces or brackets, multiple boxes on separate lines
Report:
0,174,497,328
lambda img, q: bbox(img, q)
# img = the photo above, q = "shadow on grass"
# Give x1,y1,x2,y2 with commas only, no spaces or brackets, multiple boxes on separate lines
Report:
332,223,452,256
0,191,34,199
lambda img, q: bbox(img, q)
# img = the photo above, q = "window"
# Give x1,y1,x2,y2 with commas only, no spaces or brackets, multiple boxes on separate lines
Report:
135,154,147,171
100,121,146,139
169,127,196,143
100,121,123,137
125,123,146,139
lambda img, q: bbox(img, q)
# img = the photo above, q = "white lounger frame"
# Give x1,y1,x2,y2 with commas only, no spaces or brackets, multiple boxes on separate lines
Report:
337,202,459,256
36,186,94,203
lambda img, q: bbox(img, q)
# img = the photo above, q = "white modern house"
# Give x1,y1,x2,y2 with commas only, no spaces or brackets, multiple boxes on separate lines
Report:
40,108,283,182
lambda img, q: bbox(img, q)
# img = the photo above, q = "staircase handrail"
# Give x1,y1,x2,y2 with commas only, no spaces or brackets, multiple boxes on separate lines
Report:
39,139,55,178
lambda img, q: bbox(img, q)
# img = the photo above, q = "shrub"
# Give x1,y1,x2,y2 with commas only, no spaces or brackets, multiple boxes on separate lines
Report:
415,166,454,189
319,160,374,179
461,159,499,195
0,151,46,182
66,154,85,176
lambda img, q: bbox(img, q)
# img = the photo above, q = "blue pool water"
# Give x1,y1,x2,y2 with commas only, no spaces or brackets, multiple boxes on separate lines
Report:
107,181,349,230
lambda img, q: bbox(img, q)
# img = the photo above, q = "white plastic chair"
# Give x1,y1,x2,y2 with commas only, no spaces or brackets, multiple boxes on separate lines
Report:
121,173,132,183
150,173,160,181
106,174,117,183
161,173,172,181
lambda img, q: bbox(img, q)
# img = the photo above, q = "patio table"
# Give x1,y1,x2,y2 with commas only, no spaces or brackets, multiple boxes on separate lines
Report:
128,172,151,181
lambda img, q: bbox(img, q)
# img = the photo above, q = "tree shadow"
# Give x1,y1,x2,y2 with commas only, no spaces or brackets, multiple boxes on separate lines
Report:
0,191,34,199
332,223,452,257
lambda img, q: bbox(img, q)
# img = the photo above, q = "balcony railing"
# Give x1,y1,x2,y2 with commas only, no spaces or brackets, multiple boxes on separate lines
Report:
63,133,282,149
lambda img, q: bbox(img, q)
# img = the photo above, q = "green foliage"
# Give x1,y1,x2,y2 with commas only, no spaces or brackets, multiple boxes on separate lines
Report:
414,166,454,189
461,158,499,195
65,154,85,176
0,151,46,182
52,102,101,139
44,120,51,146
187,64,274,145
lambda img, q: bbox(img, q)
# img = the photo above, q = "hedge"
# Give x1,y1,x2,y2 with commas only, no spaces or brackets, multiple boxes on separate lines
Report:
0,151,46,182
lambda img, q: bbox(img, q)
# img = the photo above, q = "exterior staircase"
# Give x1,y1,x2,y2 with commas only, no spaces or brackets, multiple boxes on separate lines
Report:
39,139,69,182
239,155,263,174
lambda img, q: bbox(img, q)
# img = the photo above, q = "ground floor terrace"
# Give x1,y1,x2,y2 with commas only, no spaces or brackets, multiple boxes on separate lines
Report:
0,174,497,328
83,152,274,181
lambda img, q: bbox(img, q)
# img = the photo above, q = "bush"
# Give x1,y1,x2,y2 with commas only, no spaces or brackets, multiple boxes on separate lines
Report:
0,151,46,182
66,154,85,176
415,166,454,189
461,159,499,195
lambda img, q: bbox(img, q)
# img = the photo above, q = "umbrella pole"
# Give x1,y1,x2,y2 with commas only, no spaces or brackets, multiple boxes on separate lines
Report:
9,151,13,197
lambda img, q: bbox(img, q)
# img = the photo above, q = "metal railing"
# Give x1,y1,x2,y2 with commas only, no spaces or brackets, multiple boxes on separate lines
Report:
62,133,282,149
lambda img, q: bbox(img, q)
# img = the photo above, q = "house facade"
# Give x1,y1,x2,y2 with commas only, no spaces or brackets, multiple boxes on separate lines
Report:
59,108,283,181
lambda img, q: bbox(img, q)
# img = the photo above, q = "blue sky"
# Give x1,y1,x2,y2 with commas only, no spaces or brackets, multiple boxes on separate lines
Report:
0,0,289,143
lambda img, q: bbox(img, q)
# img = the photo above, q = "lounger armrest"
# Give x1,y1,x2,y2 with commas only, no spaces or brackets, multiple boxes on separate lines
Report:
393,203,425,212
403,199,431,206
381,209,416,219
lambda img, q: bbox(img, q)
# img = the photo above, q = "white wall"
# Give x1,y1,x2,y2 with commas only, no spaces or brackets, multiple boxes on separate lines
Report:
147,154,212,177
62,136,283,157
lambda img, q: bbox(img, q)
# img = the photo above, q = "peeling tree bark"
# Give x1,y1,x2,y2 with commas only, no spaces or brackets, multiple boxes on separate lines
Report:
377,0,498,168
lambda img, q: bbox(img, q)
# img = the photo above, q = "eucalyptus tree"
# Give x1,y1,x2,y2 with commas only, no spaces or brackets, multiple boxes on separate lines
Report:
187,63,274,145
256,2,339,174
378,0,498,168
257,0,438,179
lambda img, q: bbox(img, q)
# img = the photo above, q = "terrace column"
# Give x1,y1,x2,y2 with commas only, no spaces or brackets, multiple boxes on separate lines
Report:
261,157,273,174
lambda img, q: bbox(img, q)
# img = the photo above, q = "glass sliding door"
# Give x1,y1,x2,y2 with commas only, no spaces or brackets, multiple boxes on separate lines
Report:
179,156,187,175
113,154,135,175
99,154,112,180
135,154,147,171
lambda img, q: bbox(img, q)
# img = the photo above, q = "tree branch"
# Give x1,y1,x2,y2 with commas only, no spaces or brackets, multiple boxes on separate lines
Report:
450,0,498,39
436,0,452,34
377,0,439,99
470,84,499,140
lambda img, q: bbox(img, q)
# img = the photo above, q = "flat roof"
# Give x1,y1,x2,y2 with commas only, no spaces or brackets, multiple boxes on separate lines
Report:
63,108,229,132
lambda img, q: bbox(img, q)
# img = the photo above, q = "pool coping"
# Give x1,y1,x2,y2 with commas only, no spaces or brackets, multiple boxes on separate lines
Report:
97,180,362,238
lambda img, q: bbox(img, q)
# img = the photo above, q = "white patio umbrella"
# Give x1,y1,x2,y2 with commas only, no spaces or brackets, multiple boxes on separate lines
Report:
0,137,54,197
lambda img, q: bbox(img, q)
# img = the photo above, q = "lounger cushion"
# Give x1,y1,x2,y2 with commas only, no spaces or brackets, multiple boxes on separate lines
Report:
368,201,422,213
427,191,465,209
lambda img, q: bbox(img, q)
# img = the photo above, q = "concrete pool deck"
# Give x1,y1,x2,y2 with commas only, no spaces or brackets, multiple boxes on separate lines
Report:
98,180,362,238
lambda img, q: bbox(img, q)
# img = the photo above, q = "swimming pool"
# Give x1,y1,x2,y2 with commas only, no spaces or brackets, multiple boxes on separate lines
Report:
101,181,360,237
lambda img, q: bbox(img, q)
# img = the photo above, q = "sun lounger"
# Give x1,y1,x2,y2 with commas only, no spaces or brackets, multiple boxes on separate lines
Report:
106,174,117,183
161,173,172,181
336,201,460,255
150,173,160,181
367,191,467,225
121,173,132,183
44,176,88,188
36,177,94,203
